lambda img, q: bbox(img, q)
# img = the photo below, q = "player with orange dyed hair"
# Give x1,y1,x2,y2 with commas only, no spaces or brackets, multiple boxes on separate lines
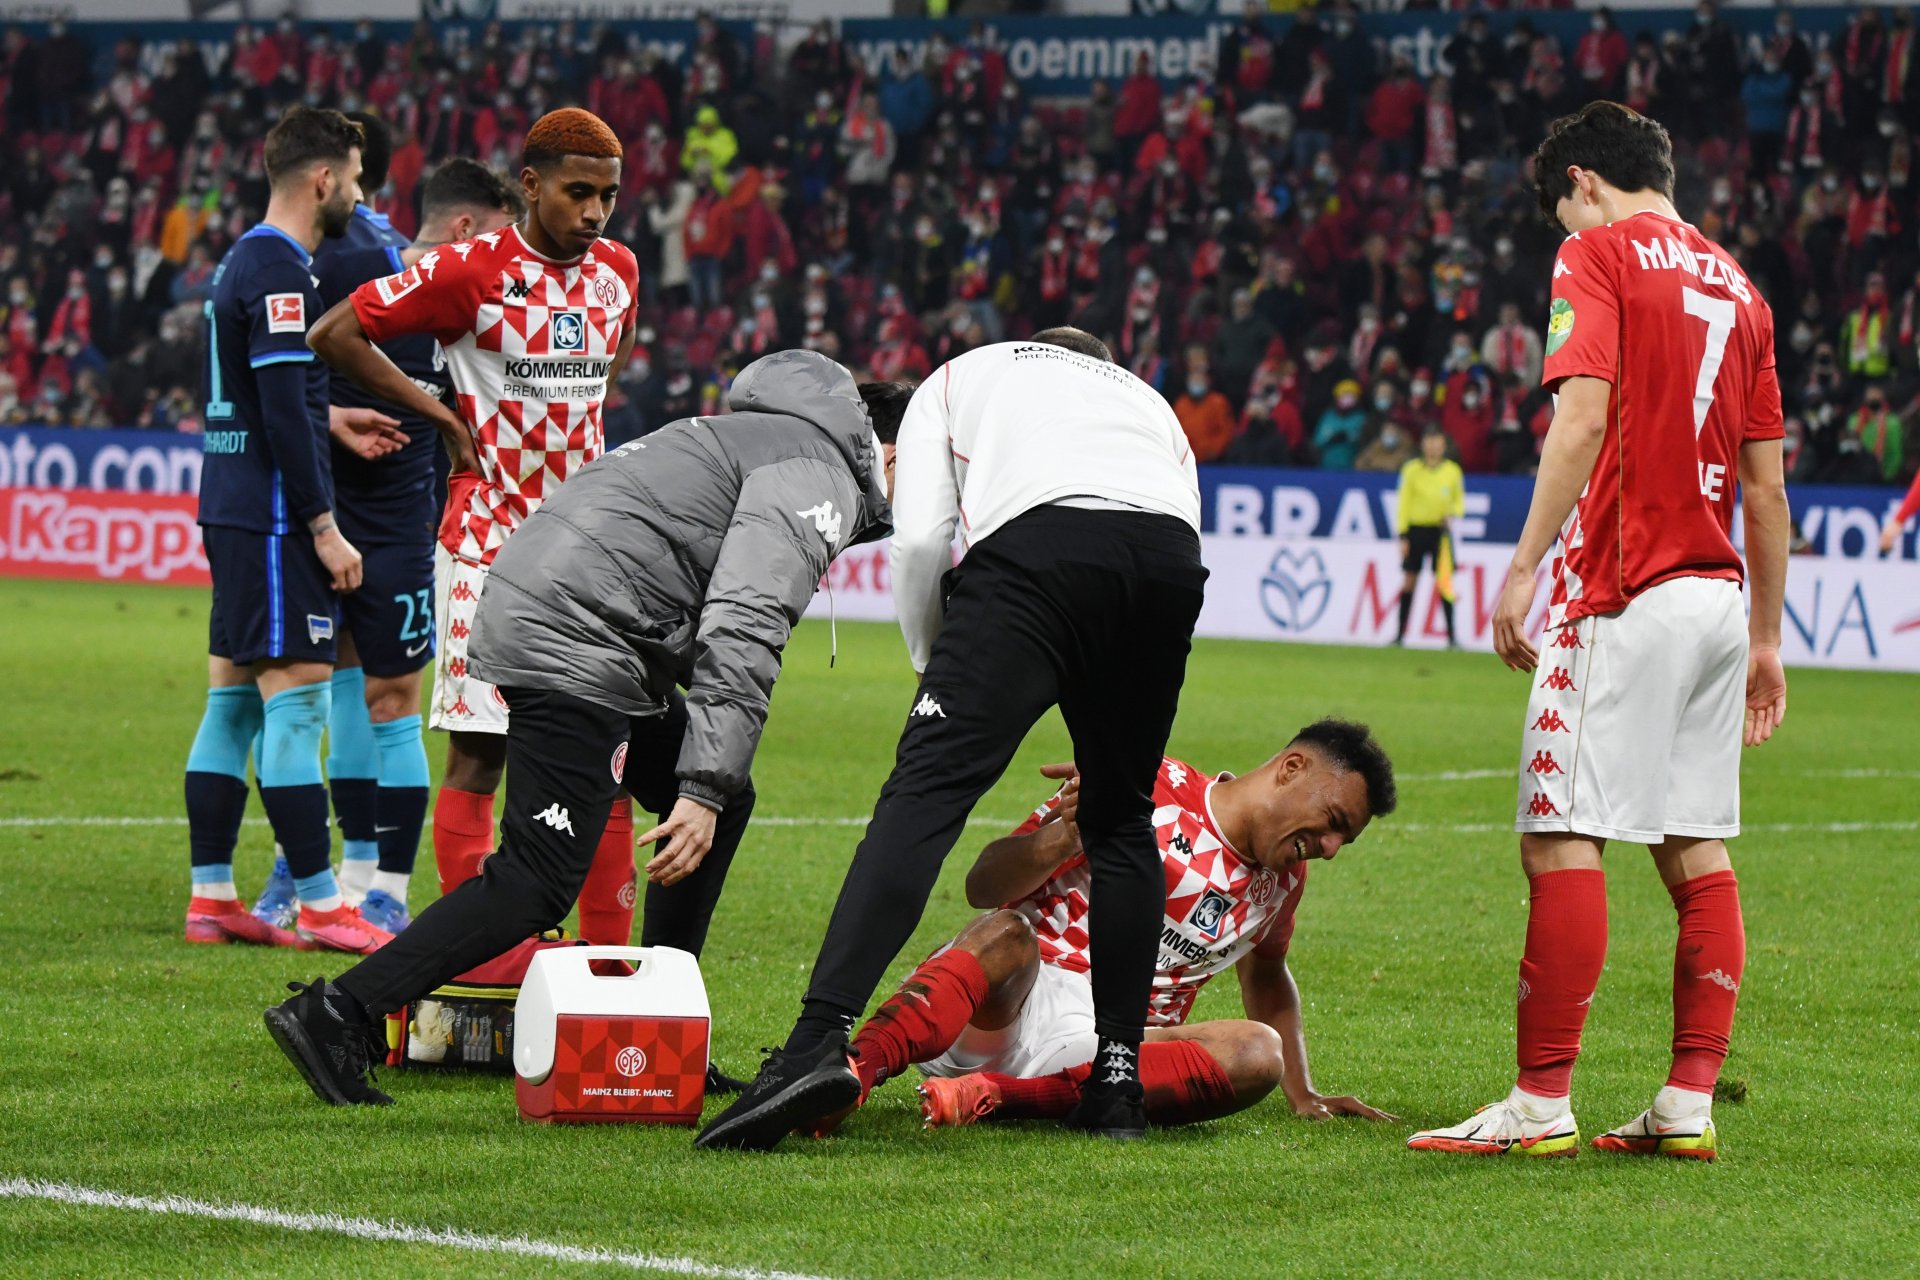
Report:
275,110,658,1102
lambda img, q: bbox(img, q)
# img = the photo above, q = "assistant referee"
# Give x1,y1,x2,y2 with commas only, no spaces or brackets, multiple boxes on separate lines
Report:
1393,426,1466,647
699,327,1207,1150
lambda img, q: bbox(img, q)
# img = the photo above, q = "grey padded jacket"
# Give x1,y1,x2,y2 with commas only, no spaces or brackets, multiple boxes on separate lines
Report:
467,349,892,811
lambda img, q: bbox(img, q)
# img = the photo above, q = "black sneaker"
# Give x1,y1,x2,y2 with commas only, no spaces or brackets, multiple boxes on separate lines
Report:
263,977,393,1106
1064,1080,1147,1140
693,1039,861,1152
705,1061,751,1096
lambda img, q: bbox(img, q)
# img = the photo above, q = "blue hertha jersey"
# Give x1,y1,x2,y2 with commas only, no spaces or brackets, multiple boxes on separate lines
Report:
197,224,330,534
316,213,448,546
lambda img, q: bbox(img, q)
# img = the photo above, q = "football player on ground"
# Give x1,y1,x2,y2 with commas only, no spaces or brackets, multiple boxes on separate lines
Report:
1407,103,1789,1162
306,108,647,956
182,108,408,952
818,721,1398,1135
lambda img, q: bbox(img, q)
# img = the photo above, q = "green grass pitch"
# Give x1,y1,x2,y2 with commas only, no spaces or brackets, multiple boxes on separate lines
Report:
1,577,1915,1278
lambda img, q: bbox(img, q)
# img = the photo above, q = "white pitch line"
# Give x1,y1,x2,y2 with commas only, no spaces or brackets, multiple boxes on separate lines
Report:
1,815,1914,837
0,1179,835,1280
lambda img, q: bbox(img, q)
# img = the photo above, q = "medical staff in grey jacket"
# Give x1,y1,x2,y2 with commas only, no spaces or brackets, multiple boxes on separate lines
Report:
265,351,908,1106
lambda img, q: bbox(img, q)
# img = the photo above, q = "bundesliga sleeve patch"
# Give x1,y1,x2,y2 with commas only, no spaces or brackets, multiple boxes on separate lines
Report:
266,293,307,334
374,268,422,306
1545,297,1575,356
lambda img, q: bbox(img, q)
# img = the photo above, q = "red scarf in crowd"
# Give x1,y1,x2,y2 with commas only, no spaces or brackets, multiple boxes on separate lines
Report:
1888,28,1913,102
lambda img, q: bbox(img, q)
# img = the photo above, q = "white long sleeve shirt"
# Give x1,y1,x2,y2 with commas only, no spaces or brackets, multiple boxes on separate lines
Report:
890,341,1203,672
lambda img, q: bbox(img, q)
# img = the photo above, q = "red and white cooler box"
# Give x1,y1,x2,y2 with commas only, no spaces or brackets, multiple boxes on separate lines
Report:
513,945,710,1125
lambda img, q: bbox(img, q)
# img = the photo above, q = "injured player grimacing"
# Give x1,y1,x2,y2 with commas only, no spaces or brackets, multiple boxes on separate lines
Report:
809,718,1400,1136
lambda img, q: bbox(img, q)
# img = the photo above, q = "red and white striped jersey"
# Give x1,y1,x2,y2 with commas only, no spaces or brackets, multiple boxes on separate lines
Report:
1006,757,1305,1027
350,225,639,565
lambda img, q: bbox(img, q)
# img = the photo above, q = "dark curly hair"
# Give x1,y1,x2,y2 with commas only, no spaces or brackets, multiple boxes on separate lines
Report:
1291,718,1398,818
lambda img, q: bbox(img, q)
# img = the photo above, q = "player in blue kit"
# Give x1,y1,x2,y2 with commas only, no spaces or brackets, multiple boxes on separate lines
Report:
182,107,406,955
251,147,519,936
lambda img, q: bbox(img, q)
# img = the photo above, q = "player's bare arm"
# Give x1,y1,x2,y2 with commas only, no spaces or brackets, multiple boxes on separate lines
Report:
1492,374,1612,672
326,404,406,461
1233,947,1396,1121
604,314,639,389
964,765,1083,908
308,298,481,474
1738,436,1790,746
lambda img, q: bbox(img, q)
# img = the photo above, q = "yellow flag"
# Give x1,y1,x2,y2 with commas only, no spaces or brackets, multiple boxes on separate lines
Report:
1436,532,1456,604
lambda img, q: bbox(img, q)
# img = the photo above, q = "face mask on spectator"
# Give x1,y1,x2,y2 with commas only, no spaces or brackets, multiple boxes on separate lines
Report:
1776,17,1792,35
107,273,127,294
1188,378,1209,398
1336,391,1359,410
1147,227,1167,244
739,317,757,335
1461,391,1481,410
1381,426,1404,447
1314,161,1337,184
1048,236,1065,252
94,250,113,271
1591,17,1606,33
1375,391,1395,411
1410,379,1431,399
1822,174,1840,192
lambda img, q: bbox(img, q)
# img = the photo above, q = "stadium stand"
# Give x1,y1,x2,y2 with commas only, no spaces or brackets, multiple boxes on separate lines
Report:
0,5,1913,483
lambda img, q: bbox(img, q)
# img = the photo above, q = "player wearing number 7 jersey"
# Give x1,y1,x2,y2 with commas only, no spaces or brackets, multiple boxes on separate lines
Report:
1409,104,1791,1162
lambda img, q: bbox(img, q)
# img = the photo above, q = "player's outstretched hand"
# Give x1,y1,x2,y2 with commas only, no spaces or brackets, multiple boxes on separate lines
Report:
1491,564,1539,672
328,405,408,460
314,525,363,593
1744,645,1787,747
641,796,718,886
1295,1093,1398,1123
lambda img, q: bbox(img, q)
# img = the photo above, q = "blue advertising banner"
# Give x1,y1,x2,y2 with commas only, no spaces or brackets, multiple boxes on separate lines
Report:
72,9,1857,96
2,427,1903,559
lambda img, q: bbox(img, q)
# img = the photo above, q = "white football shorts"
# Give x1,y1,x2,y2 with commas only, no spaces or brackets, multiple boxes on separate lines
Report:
1515,575,1746,844
429,546,510,735
921,961,1098,1080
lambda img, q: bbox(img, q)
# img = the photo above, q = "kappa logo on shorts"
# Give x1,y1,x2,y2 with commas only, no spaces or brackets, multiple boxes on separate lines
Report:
448,619,471,640
1539,667,1578,692
447,657,467,679
1531,709,1571,733
534,803,576,836
1186,888,1234,941
306,614,334,644
911,693,947,718
1527,751,1564,776
1551,629,1585,649
1525,792,1561,817
550,310,587,352
450,581,477,603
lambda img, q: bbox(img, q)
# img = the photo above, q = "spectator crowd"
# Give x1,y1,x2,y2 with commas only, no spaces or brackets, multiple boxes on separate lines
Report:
1,4,1915,485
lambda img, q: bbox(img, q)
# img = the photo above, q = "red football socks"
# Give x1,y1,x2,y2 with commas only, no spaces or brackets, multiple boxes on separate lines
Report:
1138,1039,1237,1123
976,1040,1235,1125
1666,869,1745,1093
577,799,636,946
431,787,496,894
851,950,989,1091
1515,867,1609,1100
